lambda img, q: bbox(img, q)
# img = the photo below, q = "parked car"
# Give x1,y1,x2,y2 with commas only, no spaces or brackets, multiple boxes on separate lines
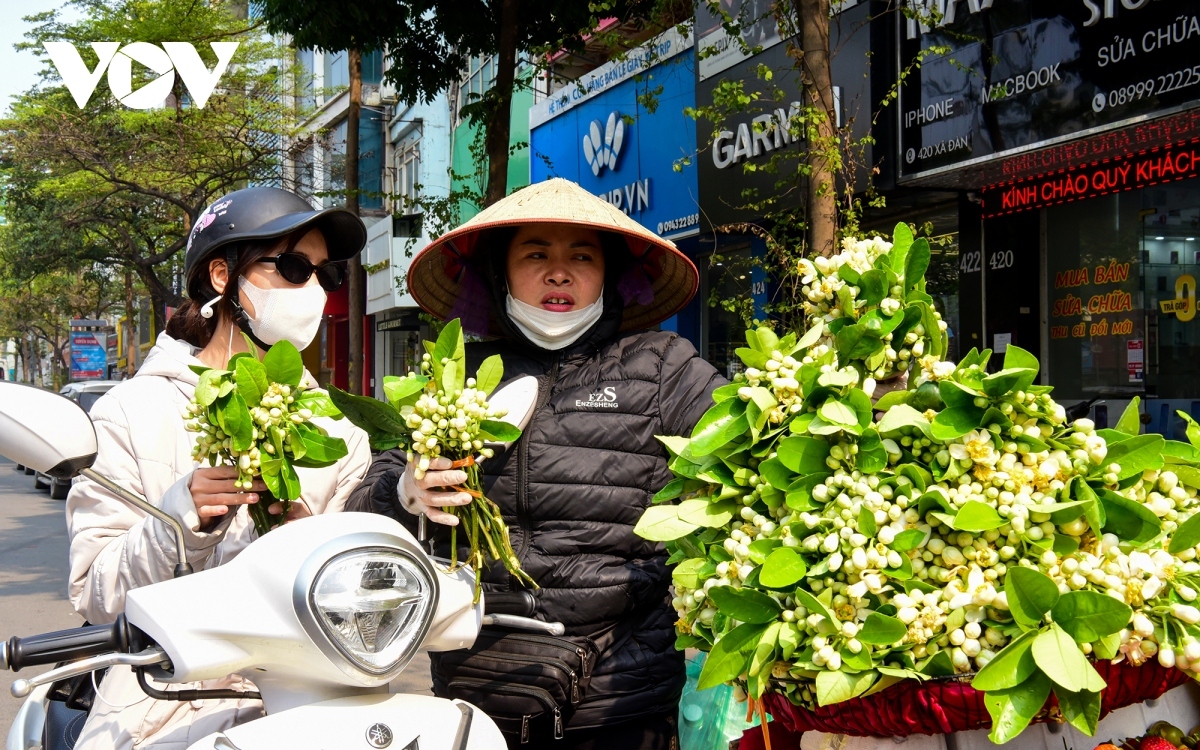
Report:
35,380,121,499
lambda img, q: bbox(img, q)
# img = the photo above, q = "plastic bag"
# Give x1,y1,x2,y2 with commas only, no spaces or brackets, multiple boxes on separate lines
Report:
678,652,759,750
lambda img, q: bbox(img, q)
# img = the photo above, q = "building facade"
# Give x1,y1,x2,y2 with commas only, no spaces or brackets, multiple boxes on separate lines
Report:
888,0,1200,434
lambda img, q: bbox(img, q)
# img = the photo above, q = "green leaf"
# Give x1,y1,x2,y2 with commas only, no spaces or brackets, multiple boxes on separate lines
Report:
258,455,282,496
859,269,888,306
672,558,715,590
1170,511,1200,554
678,498,735,528
690,398,750,456
224,393,254,451
890,222,912,272
291,427,348,467
1002,344,1039,374
382,374,428,406
634,505,700,541
971,629,1039,691
749,621,781,679
1115,396,1141,436
1098,488,1162,544
819,399,858,427
1073,478,1106,537
952,500,1006,532
1094,632,1121,660
1006,567,1060,628
278,453,302,501
653,478,687,503
930,405,985,441
776,436,832,474
891,529,927,551
327,385,408,436
779,622,802,660
475,354,504,395
1050,590,1132,643
795,320,825,351
981,368,1036,399
434,318,465,365
816,669,877,706
697,623,767,690
903,238,930,290
747,538,782,564
1032,623,1106,693
984,671,1052,744
757,457,794,490
441,358,460,394
1104,434,1165,479
794,588,837,626
296,390,341,417
263,340,303,387
759,547,807,588
1056,687,1101,736
194,369,222,407
876,404,931,436
234,357,268,407
858,505,877,537
858,612,906,645
707,586,781,624
479,419,522,443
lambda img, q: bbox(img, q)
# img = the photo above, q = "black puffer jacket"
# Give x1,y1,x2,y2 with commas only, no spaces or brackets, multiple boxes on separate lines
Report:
348,308,723,729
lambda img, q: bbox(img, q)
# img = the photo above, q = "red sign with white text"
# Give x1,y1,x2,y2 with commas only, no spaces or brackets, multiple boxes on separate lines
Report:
982,139,1200,218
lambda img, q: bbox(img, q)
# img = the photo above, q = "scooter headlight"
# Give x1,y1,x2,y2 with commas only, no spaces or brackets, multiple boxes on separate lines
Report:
308,548,435,675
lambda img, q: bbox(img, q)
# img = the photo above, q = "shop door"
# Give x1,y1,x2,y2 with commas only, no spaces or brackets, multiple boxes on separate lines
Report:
1143,178,1200,403
984,212,1041,372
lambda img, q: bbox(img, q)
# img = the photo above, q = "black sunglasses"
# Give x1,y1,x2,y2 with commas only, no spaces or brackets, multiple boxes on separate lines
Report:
257,253,346,292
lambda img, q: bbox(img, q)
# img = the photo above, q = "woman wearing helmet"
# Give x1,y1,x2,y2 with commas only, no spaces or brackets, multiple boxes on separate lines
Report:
349,179,725,748
68,187,372,750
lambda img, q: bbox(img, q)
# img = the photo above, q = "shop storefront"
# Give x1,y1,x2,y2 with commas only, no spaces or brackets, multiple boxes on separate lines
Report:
694,0,873,377
528,27,702,347
894,0,1200,434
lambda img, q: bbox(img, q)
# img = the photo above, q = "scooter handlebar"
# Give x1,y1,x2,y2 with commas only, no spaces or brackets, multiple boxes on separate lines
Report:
1,614,151,672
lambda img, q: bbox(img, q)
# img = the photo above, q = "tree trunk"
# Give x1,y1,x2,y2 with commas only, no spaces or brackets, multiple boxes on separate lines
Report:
795,0,838,257
346,48,365,395
483,0,519,207
124,271,137,377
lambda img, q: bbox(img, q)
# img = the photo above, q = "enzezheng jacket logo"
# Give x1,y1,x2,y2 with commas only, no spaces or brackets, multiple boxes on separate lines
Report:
43,41,239,109
576,386,619,409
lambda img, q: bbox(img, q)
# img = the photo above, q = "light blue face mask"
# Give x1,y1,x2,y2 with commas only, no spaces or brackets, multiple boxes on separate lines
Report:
504,289,605,351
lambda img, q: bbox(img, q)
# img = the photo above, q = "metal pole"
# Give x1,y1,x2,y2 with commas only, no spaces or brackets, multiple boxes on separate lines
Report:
80,469,193,577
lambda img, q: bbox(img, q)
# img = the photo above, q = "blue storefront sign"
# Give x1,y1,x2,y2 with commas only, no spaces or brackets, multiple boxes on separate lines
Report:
70,331,107,380
529,28,699,240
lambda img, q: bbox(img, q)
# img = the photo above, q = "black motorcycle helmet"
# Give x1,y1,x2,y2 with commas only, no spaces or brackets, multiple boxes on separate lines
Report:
175,187,367,350
183,186,366,283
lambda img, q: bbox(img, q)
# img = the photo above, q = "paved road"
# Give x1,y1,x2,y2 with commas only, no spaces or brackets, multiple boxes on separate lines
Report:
0,456,430,742
0,458,82,735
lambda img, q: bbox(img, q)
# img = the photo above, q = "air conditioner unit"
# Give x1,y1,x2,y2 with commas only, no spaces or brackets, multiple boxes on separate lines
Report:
379,82,398,103
363,84,382,107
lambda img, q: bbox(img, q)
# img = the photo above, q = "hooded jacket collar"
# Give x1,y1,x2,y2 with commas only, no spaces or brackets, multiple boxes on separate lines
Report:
137,332,318,394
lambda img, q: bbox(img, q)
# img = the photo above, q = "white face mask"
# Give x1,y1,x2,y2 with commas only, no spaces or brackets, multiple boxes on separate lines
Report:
238,276,326,350
505,291,605,351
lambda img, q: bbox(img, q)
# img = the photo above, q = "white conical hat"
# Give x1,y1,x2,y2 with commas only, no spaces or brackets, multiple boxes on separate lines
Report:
407,178,698,332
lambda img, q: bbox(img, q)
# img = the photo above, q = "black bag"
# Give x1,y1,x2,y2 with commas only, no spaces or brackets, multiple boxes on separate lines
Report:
435,628,599,744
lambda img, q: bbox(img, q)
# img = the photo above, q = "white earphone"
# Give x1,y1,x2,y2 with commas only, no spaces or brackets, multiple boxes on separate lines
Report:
199,295,221,319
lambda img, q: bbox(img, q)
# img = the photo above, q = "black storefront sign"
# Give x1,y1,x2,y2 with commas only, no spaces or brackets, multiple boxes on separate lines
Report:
981,136,1200,216
897,0,1200,183
695,2,872,229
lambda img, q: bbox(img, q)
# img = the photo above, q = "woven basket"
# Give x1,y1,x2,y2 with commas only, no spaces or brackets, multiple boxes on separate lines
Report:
759,660,1189,737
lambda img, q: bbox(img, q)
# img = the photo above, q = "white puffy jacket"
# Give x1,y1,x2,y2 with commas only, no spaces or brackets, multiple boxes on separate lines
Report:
66,332,371,749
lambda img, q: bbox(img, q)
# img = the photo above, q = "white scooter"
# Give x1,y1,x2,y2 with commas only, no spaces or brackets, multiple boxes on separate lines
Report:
0,380,555,750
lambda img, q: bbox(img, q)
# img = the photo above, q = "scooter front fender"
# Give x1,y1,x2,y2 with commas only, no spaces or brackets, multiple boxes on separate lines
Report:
186,693,505,750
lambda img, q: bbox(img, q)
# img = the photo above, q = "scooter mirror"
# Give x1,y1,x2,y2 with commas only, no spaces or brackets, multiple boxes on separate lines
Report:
0,382,97,477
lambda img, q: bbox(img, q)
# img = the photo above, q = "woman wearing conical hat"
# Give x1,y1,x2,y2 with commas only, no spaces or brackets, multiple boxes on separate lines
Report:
349,178,724,748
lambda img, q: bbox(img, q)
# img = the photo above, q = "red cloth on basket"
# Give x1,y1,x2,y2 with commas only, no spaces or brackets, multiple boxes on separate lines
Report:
745,660,1189,739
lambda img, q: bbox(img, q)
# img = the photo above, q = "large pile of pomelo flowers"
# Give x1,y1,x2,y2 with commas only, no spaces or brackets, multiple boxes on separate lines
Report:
637,224,1200,743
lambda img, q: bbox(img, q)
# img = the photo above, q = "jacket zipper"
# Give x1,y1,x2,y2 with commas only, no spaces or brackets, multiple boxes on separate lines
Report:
447,678,564,742
515,355,560,565
479,630,592,679
446,650,580,703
